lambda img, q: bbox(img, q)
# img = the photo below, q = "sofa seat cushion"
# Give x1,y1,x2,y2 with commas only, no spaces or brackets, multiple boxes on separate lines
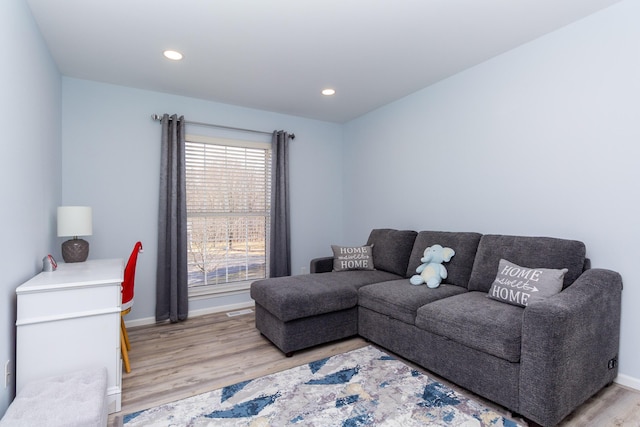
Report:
359,280,468,325
415,292,524,362
251,270,401,322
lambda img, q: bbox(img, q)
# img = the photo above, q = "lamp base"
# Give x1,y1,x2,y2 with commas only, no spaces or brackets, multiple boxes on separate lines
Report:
61,238,89,263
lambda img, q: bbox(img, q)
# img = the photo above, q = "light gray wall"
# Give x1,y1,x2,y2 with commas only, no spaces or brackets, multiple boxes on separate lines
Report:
61,78,344,322
343,0,640,386
0,0,62,415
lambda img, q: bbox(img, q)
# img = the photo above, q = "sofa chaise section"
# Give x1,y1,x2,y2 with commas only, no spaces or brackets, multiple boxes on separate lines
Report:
250,229,417,355
252,270,401,355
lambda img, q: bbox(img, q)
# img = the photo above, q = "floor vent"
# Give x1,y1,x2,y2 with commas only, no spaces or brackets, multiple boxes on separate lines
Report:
226,308,254,317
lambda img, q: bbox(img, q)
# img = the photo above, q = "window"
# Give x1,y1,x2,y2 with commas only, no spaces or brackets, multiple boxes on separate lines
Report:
185,135,271,298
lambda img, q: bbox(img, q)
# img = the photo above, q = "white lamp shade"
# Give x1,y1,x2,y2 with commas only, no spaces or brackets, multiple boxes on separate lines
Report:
57,206,93,237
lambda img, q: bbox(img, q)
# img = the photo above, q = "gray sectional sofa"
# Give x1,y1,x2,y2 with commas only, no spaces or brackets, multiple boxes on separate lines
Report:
250,229,623,427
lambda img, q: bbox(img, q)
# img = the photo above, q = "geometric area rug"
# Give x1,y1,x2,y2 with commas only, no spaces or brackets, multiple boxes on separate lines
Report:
123,345,523,426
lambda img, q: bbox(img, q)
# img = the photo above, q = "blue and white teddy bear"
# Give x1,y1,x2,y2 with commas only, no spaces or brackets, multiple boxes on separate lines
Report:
409,244,455,288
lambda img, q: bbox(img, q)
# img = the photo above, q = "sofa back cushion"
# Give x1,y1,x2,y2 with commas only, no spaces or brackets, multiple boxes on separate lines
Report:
468,234,586,293
366,229,417,277
406,231,482,288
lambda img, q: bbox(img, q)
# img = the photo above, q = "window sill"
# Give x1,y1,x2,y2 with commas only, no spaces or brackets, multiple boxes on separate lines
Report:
188,280,252,301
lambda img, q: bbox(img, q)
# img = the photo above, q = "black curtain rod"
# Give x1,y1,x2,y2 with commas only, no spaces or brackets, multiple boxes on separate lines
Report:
151,114,295,139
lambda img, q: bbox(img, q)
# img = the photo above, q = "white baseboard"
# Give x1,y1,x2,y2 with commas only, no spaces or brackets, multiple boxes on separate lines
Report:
124,301,255,328
615,374,640,392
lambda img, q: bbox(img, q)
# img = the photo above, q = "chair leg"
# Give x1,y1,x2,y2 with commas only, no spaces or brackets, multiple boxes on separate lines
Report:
121,315,131,351
121,329,131,373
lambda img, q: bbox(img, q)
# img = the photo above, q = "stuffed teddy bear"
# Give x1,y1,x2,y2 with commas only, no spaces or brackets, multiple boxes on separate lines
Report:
409,244,455,288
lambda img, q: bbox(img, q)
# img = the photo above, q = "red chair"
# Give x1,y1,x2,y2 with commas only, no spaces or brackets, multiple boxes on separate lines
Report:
121,241,143,373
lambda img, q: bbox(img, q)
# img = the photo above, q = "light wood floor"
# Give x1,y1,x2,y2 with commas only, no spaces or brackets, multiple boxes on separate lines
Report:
110,310,640,426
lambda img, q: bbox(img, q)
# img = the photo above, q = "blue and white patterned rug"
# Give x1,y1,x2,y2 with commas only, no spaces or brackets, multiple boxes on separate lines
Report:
123,346,522,426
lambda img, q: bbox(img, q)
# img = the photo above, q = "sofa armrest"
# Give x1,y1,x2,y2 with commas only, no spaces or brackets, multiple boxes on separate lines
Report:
519,268,622,426
310,256,333,273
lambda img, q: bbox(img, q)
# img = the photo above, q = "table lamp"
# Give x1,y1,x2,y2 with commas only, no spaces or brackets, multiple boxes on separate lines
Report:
57,206,93,263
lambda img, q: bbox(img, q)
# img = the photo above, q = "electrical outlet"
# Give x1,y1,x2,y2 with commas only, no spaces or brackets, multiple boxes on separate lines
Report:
4,360,10,388
300,266,307,275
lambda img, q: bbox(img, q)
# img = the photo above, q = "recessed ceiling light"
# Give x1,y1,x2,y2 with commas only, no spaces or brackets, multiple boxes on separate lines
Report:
321,88,336,96
163,50,183,61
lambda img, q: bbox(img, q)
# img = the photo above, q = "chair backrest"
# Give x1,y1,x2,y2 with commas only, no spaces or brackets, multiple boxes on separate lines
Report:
122,241,143,310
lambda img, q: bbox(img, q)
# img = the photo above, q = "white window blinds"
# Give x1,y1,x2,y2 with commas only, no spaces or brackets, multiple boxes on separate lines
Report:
185,136,271,289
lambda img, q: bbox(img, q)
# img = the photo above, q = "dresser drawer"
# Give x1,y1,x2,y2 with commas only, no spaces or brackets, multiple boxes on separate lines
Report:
17,284,121,324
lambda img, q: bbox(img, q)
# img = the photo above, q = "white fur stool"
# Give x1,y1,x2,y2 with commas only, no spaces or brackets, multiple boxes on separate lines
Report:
0,368,107,427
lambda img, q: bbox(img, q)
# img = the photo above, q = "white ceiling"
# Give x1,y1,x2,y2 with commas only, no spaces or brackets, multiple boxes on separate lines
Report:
26,0,621,123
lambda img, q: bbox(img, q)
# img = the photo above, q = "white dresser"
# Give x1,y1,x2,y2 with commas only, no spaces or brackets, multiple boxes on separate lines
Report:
15,258,124,413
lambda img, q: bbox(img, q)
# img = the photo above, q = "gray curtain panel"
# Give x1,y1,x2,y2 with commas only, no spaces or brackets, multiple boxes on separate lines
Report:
269,130,291,277
156,114,189,322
